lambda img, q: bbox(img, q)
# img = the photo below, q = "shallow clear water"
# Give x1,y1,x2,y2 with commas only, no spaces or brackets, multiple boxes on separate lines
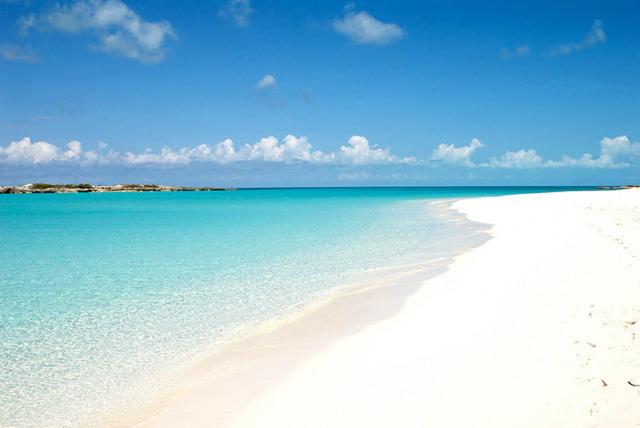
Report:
0,187,591,426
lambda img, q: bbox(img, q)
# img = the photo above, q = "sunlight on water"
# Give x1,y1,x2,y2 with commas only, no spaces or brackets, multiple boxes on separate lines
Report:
0,187,588,426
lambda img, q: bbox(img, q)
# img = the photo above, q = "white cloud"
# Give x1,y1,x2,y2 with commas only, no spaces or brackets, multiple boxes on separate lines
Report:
246,136,282,161
0,137,59,164
547,136,640,169
332,10,404,45
430,135,638,169
0,137,117,165
600,135,640,158
246,134,331,162
256,74,276,90
0,135,410,166
213,138,236,163
0,44,38,62
61,140,83,160
238,135,331,163
486,149,544,168
21,0,176,63
550,20,606,56
3,135,637,170
431,138,483,166
500,44,530,59
546,153,616,169
339,135,414,164
485,136,638,169
123,147,190,164
218,0,253,28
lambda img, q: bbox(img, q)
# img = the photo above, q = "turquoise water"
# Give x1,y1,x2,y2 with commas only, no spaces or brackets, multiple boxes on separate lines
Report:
0,187,591,426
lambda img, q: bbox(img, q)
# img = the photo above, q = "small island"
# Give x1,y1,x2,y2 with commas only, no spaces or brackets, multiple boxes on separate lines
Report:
596,185,640,190
0,183,234,194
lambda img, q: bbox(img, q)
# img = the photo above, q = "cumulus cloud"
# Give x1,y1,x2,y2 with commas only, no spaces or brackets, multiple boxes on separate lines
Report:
3,135,636,170
20,0,176,63
245,135,332,163
545,136,640,169
218,0,253,28
0,137,59,164
486,149,544,168
600,135,640,158
61,140,83,160
0,135,411,166
431,138,483,166
340,135,415,164
0,137,98,164
256,74,276,90
500,44,530,59
0,44,38,62
430,136,638,169
486,136,638,169
332,10,404,45
213,138,236,163
550,20,606,56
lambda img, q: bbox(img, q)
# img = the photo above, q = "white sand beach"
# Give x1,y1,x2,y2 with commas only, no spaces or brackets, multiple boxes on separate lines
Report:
139,188,640,427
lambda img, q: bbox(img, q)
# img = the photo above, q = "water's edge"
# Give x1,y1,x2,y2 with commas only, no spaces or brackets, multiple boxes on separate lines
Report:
114,199,492,427
2,189,591,426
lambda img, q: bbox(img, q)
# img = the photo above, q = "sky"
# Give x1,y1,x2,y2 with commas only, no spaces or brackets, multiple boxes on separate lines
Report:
0,0,639,187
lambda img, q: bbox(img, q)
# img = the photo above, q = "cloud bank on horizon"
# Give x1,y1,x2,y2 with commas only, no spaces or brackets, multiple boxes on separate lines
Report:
1,135,638,171
0,135,415,166
431,136,640,169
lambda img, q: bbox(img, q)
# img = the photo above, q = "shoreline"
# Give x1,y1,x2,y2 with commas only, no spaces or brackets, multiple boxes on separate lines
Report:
109,199,491,427
227,188,639,427
132,188,640,427
128,259,452,427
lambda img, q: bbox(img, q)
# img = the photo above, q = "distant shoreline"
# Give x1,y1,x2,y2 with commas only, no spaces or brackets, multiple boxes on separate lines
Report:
0,183,234,194
2,184,637,195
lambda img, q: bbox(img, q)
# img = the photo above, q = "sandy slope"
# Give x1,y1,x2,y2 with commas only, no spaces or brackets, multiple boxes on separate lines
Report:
225,189,640,427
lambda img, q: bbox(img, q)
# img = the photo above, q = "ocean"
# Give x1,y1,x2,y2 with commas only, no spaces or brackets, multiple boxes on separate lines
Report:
0,187,592,426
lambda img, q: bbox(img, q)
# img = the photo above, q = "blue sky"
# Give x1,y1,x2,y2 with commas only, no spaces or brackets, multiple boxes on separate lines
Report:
1,0,638,186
